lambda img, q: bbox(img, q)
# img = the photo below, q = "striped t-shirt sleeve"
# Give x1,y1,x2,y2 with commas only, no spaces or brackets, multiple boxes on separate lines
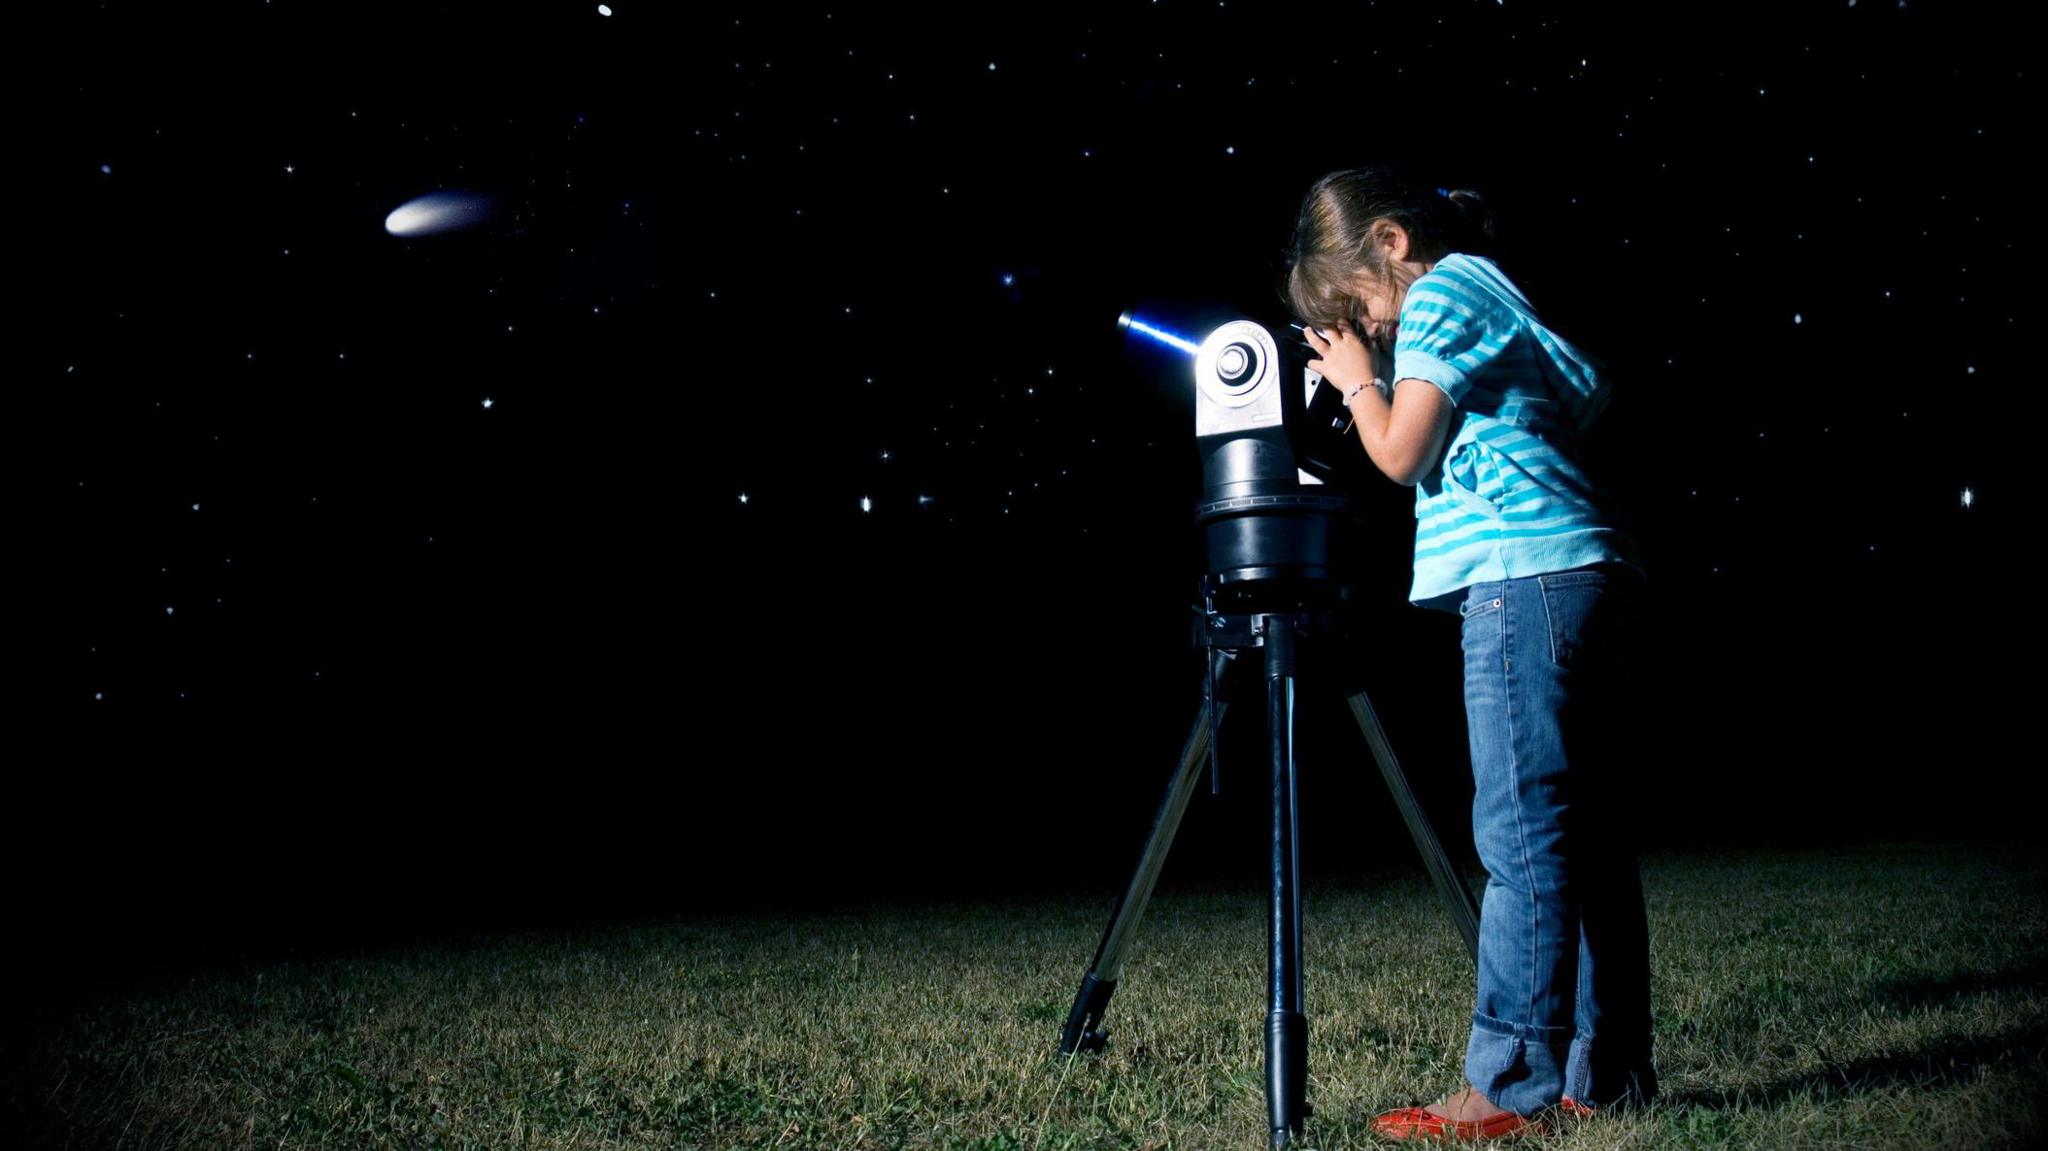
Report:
1391,272,1507,408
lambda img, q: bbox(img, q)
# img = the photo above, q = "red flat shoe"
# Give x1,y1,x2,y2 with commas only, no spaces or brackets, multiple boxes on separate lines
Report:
1368,1104,1538,1141
1369,1096,1595,1141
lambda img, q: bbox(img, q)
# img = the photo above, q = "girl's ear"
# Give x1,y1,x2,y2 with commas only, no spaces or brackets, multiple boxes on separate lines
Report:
1376,218,1409,261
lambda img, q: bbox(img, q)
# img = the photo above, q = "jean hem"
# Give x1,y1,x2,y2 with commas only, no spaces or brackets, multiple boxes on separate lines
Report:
1465,1012,1573,1117
1471,1009,1574,1043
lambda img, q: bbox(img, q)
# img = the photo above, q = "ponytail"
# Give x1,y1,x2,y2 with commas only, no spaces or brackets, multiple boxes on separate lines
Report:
1438,187,1498,254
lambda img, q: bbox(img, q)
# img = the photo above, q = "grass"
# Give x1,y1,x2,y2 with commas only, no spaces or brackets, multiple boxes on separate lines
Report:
6,841,2045,1149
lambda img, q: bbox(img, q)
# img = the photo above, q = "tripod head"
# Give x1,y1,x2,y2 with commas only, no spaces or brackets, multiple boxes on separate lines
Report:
1119,308,1368,623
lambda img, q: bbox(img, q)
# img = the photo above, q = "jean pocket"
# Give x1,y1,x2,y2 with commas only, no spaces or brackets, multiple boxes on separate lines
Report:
1460,592,1504,622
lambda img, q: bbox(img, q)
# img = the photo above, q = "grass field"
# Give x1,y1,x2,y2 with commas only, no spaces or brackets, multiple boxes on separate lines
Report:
7,841,2044,1149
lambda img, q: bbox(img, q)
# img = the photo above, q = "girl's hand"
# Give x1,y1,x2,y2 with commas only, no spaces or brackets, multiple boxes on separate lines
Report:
1303,319,1394,398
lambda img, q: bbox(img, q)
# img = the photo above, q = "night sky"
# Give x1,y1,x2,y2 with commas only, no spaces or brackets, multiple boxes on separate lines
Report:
27,3,2028,982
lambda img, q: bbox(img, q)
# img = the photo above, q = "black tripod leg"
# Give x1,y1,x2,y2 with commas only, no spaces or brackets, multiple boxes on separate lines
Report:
1263,617,1309,1148
1343,687,1482,961
1261,622,1310,1138
1058,646,1236,1057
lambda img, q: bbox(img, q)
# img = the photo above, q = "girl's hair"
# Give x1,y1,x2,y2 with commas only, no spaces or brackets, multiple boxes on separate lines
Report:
1280,164,1499,337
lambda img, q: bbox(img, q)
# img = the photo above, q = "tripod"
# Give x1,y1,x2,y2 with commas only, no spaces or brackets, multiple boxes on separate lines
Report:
1055,572,1483,1150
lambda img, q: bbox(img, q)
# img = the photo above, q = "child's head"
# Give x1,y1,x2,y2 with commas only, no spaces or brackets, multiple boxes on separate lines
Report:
1282,164,1497,340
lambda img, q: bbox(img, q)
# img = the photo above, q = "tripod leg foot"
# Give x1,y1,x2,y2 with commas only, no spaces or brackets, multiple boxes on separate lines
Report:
1267,1008,1309,1145
1058,972,1116,1056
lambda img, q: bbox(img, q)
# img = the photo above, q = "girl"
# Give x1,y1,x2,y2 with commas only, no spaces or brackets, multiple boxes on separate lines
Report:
1285,165,1659,1141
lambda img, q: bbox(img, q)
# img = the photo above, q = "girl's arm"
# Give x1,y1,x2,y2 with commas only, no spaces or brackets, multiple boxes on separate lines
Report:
1347,376,1455,487
1306,318,1457,486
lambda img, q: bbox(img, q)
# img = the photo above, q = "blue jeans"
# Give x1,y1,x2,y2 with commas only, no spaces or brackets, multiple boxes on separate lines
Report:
1456,561,1659,1115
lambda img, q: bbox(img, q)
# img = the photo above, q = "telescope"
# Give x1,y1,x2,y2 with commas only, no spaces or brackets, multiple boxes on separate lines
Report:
1059,310,1483,1149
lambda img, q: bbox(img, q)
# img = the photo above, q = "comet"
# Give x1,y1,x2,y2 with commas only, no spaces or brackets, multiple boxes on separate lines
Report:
384,191,496,237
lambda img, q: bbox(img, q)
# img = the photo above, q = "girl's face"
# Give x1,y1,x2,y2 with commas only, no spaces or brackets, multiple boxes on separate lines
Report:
1351,270,1401,348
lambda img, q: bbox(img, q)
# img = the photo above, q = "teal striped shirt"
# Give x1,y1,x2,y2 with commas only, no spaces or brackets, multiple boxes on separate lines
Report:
1390,253,1646,615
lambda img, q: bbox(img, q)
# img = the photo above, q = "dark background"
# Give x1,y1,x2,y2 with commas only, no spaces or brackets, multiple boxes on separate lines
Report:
22,3,2028,991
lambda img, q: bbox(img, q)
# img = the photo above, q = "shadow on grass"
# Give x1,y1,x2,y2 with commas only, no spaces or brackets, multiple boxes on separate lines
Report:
1870,956,2048,1013
1663,1017,2048,1111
